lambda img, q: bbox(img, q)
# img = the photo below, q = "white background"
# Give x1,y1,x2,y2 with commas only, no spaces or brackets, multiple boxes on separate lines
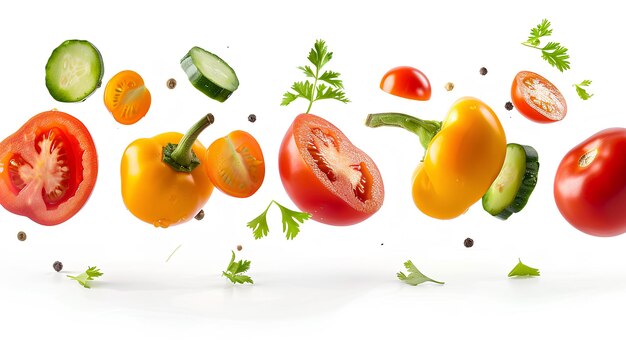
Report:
1,0,625,357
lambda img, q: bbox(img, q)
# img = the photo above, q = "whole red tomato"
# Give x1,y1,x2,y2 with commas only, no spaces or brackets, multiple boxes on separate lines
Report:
554,128,626,237
0,111,98,225
380,66,431,101
279,113,384,226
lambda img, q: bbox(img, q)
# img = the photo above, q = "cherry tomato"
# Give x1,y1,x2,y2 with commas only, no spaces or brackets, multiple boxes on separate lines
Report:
554,128,626,237
511,71,566,123
279,113,384,226
104,70,151,125
0,111,98,225
380,66,431,101
205,130,265,198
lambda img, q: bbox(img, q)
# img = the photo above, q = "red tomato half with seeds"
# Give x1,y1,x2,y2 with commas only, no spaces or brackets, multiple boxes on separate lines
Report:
279,113,384,226
554,128,626,237
0,111,98,225
511,71,567,123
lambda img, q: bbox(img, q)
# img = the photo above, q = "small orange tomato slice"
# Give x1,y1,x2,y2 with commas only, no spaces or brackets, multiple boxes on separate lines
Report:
104,70,151,125
205,130,265,198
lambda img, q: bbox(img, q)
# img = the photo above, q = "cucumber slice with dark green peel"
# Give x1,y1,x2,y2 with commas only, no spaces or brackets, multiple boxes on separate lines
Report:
482,144,539,220
181,46,239,102
45,40,104,102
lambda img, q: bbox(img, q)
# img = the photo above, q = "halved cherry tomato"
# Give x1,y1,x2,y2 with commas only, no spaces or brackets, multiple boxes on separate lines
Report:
0,111,98,225
554,128,626,237
205,130,265,198
511,71,566,123
380,66,431,101
104,70,151,125
279,113,384,226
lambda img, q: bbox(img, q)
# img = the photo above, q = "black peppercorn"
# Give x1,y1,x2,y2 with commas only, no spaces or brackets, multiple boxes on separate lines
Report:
17,231,26,241
194,210,205,221
248,114,257,123
505,101,514,111
464,238,474,248
236,245,243,251
53,261,63,272
166,78,177,89
479,67,488,76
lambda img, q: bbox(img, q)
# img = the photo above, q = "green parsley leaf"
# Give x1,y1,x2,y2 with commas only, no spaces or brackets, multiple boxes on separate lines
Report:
525,19,552,47
574,80,594,100
522,19,570,72
222,251,254,284
67,266,103,289
508,258,540,277
247,200,312,240
282,39,350,113
397,260,444,286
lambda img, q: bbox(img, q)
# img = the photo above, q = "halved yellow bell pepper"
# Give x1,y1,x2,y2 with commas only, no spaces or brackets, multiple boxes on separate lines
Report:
121,114,215,227
366,97,506,219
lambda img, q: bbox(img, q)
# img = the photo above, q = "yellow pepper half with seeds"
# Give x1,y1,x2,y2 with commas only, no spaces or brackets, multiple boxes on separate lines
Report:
366,97,506,219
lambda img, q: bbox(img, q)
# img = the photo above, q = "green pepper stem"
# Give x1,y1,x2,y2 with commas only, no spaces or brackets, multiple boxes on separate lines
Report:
163,113,214,172
365,113,442,150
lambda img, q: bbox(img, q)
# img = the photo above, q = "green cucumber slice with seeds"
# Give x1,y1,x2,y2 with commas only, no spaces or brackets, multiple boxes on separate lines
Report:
45,40,104,102
181,46,239,102
482,143,539,220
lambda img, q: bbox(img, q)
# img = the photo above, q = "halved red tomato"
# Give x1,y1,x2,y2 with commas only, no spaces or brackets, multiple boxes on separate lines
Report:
511,71,567,123
279,113,384,226
0,111,98,225
205,130,265,198
380,66,431,101
104,70,151,125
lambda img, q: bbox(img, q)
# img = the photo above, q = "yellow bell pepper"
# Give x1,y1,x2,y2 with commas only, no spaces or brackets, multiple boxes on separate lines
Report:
120,114,215,227
366,97,506,219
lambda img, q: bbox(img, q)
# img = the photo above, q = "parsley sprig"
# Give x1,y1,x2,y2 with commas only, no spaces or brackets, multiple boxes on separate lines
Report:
67,266,103,289
281,39,349,113
397,260,444,286
222,251,254,285
521,19,570,72
573,80,594,100
247,200,311,240
508,258,540,277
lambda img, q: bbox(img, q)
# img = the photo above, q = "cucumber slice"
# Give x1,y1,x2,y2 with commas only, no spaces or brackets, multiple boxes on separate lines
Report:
181,46,239,102
482,144,539,220
45,40,104,102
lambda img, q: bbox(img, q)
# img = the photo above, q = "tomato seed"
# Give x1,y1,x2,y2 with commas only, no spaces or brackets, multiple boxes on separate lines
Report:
444,82,454,91
17,231,26,241
464,238,474,247
166,78,177,89
53,261,63,272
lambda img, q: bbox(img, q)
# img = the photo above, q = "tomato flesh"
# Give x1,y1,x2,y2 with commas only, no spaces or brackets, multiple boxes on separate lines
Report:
279,114,384,226
554,128,626,237
205,130,265,198
511,71,566,123
104,70,151,125
380,66,431,101
0,111,97,225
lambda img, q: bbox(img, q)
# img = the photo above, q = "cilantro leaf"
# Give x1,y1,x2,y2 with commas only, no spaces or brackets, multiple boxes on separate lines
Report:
67,266,103,289
521,19,570,72
574,80,594,100
247,200,311,240
540,42,570,72
525,19,552,47
397,260,444,286
508,258,541,277
281,39,350,113
222,251,254,285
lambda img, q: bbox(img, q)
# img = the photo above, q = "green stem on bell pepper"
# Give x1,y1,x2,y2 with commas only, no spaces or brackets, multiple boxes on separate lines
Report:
163,113,215,172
